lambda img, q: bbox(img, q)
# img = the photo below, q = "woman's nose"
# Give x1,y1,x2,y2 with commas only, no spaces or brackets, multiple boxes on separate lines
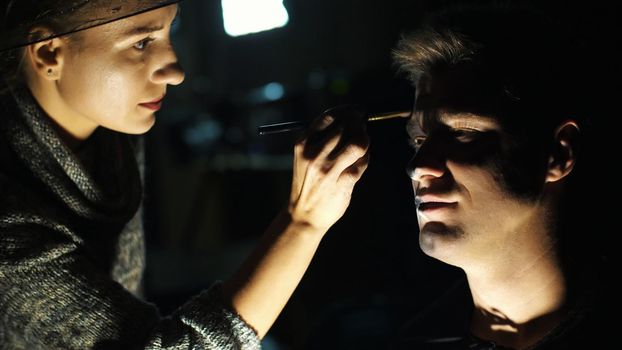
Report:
152,45,185,86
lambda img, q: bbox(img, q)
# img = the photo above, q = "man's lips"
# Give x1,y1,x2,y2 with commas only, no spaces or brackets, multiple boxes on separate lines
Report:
415,194,458,207
417,201,458,211
415,194,458,215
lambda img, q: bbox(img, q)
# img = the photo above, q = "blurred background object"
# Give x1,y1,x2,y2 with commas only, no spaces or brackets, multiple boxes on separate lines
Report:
143,0,618,348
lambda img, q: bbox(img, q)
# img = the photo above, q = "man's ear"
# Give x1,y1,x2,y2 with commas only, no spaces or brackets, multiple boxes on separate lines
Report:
545,121,580,183
25,30,65,81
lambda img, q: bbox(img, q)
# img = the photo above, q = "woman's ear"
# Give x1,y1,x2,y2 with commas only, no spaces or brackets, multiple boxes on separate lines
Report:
25,30,65,81
545,120,580,183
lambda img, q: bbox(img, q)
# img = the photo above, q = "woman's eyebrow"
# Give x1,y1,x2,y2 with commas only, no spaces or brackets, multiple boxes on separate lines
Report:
120,7,180,39
121,24,164,38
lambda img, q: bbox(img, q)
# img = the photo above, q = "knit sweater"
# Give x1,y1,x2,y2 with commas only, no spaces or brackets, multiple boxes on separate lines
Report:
0,84,261,349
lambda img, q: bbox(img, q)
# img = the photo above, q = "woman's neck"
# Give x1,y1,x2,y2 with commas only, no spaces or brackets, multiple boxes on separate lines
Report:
27,78,98,149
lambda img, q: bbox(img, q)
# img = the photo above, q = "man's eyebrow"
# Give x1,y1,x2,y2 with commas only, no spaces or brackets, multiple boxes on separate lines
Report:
406,111,427,136
438,111,498,127
408,110,497,134
406,116,420,133
121,24,164,38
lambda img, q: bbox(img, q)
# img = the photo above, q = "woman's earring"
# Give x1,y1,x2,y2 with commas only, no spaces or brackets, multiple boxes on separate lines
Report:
47,68,53,76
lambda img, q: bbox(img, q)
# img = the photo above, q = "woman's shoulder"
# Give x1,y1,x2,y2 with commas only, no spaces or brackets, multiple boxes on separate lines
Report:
0,122,75,230
0,153,62,225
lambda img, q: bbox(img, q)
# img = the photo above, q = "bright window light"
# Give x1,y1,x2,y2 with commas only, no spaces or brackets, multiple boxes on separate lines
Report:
222,0,289,37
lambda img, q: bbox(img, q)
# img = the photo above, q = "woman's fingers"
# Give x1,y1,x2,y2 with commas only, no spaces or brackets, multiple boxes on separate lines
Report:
308,114,334,133
295,114,334,150
329,121,369,173
287,106,370,231
297,105,365,156
338,150,370,186
303,125,343,163
295,105,369,180
296,114,341,160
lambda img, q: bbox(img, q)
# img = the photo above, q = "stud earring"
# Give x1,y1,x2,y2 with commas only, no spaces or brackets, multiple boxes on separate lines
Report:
47,69,53,76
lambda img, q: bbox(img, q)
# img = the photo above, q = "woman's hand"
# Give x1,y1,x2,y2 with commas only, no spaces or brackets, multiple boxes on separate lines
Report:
222,106,369,337
288,106,370,233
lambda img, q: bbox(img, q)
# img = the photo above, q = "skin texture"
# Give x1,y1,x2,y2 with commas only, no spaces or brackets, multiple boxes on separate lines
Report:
406,73,579,349
24,5,184,143
21,4,370,339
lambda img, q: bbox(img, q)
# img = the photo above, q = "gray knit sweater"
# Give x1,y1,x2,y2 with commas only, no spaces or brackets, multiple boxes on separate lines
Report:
0,85,261,349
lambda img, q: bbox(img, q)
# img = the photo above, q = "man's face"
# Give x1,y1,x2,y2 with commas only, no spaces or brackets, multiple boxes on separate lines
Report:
55,4,184,134
406,74,548,267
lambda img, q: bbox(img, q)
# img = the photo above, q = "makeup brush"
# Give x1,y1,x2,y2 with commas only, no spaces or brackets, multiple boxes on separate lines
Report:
258,110,411,135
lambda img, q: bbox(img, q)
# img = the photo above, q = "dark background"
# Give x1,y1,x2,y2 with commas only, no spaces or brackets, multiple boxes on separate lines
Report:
142,1,618,349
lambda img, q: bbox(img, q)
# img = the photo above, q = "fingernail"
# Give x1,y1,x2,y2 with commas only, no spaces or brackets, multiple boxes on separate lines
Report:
318,115,334,130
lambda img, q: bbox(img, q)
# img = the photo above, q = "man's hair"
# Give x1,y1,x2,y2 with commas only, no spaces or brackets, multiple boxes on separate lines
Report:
393,4,586,136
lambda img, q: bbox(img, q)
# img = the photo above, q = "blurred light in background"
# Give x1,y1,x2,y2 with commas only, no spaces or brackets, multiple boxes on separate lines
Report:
262,82,285,101
182,116,223,149
247,82,285,104
222,0,290,37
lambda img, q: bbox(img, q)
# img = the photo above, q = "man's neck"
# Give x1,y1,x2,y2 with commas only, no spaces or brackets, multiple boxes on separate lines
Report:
465,231,567,349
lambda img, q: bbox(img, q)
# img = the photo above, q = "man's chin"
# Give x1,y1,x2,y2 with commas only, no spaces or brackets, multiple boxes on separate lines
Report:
418,221,465,264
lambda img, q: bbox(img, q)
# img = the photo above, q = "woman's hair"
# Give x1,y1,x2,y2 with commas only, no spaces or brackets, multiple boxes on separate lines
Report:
1,1,61,89
0,31,83,94
1,0,178,91
0,48,26,90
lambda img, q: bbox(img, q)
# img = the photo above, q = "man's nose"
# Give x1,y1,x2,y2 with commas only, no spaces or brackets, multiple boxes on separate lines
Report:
406,138,446,182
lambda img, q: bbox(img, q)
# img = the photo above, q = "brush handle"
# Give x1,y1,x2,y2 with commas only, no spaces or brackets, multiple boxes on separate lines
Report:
257,110,410,136
258,121,307,135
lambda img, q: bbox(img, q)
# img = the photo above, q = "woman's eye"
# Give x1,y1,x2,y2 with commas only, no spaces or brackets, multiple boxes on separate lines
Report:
133,37,154,51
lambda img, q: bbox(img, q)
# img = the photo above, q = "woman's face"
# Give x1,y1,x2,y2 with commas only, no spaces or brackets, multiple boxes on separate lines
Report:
53,4,184,135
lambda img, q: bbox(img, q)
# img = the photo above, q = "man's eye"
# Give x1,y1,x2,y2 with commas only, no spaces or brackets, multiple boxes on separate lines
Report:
133,37,155,51
451,129,480,142
408,136,427,149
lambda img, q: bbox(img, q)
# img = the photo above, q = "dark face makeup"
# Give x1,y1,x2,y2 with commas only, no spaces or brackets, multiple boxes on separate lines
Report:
405,72,550,265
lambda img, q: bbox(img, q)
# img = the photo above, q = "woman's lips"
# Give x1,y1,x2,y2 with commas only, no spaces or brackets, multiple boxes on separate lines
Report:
139,97,164,111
